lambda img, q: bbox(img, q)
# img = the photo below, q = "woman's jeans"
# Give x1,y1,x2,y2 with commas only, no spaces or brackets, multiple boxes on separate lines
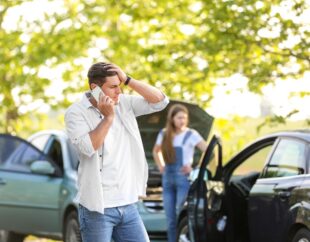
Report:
78,203,150,242
163,171,190,242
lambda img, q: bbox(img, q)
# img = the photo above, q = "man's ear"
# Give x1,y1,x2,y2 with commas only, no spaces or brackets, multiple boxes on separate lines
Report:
90,83,97,90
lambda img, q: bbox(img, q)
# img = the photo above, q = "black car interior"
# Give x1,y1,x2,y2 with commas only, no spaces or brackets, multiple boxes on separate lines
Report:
225,171,260,242
218,141,276,242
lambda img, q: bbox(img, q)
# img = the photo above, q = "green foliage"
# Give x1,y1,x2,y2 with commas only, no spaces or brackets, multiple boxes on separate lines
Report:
213,116,309,163
256,109,299,132
0,0,309,133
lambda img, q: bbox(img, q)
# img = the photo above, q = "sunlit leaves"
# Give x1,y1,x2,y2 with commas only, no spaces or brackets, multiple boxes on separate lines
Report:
0,0,309,134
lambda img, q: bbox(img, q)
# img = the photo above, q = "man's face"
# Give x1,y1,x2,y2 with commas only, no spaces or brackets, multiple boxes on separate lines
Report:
101,75,122,103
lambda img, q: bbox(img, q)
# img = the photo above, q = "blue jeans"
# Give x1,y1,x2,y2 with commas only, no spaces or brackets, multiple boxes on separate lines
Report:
78,203,150,242
163,172,190,242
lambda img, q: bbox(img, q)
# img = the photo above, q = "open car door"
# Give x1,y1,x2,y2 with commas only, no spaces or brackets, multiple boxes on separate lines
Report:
187,135,225,242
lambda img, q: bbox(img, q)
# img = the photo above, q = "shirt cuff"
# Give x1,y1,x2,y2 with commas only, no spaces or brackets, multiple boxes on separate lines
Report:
149,93,169,111
73,133,96,157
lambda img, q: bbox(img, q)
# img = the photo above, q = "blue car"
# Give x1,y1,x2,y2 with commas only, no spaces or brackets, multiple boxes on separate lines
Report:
0,130,166,242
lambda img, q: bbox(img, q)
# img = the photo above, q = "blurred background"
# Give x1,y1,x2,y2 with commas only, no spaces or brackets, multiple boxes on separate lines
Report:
1,0,309,240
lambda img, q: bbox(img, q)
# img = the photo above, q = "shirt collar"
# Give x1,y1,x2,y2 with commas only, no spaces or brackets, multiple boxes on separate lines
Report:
80,91,93,109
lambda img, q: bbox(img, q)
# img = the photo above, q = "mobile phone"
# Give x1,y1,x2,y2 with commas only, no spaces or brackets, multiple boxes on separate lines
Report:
91,86,105,102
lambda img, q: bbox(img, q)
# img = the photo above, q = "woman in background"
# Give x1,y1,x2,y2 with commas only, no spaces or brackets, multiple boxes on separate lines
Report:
153,104,207,242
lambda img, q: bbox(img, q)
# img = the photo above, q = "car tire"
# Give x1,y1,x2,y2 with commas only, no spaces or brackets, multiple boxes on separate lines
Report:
0,230,25,242
64,210,82,242
292,228,310,242
177,216,191,242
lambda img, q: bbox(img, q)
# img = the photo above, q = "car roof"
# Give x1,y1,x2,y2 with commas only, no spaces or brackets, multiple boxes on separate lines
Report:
256,129,310,144
27,129,310,142
27,129,68,141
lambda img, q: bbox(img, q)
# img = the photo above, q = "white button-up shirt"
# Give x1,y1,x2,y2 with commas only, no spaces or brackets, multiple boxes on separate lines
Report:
65,92,169,213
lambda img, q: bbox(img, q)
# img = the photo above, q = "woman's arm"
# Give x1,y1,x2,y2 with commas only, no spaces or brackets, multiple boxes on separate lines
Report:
152,144,165,173
196,140,208,152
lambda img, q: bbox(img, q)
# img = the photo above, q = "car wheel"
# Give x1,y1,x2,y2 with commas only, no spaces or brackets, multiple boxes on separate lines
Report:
64,210,82,242
0,230,25,242
177,216,191,242
292,228,310,242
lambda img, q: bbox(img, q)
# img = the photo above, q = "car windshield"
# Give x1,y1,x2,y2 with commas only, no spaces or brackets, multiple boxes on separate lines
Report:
0,134,46,172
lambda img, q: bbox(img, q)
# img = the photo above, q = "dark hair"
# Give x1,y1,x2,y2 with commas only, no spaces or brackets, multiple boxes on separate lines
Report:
162,104,189,164
87,62,117,86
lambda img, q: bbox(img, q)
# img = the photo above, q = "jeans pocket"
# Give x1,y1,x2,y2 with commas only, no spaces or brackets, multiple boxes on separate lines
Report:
80,205,104,232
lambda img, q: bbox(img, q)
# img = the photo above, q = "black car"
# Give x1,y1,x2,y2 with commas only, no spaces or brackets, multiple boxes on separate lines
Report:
178,130,310,242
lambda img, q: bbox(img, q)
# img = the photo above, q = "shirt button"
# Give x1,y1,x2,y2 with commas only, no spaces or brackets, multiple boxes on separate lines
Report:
99,155,102,157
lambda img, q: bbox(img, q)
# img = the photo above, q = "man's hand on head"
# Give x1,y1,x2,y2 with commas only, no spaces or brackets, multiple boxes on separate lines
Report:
104,63,127,84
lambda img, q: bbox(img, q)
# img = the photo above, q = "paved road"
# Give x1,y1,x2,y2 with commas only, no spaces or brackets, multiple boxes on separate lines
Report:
25,236,166,242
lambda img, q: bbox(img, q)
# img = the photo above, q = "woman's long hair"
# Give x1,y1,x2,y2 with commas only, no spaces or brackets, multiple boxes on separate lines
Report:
162,104,189,164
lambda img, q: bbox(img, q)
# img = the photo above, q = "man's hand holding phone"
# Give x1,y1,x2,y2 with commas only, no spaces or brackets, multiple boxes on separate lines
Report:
91,86,115,119
91,86,105,103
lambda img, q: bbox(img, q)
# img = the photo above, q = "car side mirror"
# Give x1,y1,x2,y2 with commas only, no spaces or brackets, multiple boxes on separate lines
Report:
30,160,55,175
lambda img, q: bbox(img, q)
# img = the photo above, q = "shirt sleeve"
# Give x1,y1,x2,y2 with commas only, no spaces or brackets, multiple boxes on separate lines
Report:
189,129,204,147
64,105,96,158
124,94,169,117
155,129,164,145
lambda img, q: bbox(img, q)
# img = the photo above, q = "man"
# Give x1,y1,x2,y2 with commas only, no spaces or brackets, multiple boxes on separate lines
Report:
64,62,169,242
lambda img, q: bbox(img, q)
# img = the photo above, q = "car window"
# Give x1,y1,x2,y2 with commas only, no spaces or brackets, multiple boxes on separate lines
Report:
207,145,220,178
29,134,50,151
261,138,306,178
46,138,64,171
0,134,47,173
232,145,273,176
0,135,20,163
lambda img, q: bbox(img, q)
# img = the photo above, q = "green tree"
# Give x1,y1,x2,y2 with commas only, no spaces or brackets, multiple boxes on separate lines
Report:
1,0,309,134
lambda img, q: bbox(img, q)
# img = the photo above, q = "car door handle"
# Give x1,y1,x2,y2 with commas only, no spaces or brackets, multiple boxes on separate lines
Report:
0,178,6,185
278,191,291,199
